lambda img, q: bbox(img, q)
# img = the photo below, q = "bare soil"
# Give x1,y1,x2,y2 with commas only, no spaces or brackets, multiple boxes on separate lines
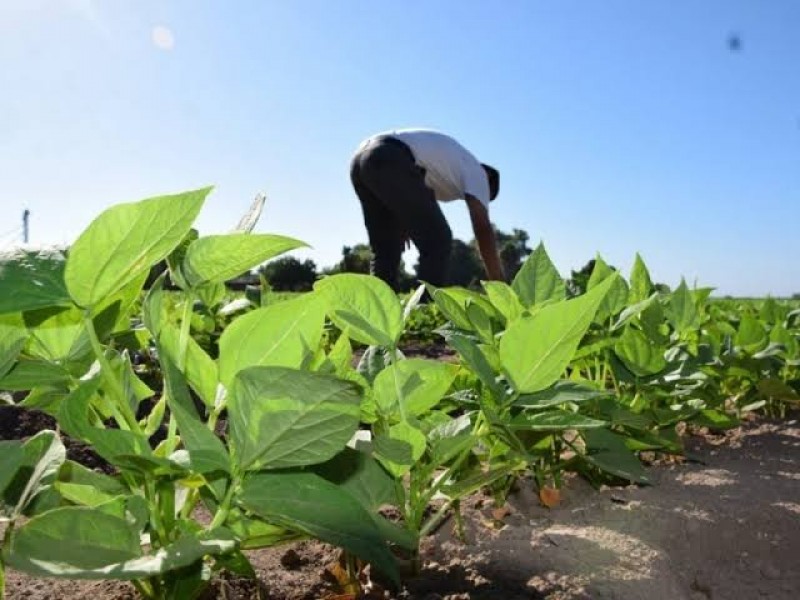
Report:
3,409,798,600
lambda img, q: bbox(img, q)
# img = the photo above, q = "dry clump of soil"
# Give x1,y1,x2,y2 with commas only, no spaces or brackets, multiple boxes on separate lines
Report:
3,413,799,600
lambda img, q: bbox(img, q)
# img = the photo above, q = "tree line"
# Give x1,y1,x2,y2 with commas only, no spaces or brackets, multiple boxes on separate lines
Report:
259,228,557,292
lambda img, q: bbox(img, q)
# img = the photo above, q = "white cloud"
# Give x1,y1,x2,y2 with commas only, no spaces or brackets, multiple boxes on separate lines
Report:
152,25,175,51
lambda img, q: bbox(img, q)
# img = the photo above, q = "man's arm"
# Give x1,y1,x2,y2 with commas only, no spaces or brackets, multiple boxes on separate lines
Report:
466,195,505,282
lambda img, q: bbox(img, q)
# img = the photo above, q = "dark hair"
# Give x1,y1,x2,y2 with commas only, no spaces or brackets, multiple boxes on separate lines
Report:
481,163,500,201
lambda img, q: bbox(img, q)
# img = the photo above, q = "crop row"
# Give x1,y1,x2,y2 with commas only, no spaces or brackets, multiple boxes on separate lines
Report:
0,187,798,599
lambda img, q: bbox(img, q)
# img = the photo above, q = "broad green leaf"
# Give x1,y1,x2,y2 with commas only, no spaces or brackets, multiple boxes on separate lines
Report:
0,441,24,499
441,465,517,500
218,293,325,386
314,448,395,511
371,434,414,469
373,359,458,419
228,366,360,470
514,381,607,408
0,247,71,314
182,234,306,288
430,287,472,331
510,410,606,431
170,401,231,475
428,414,476,467
240,472,398,583
7,509,236,579
770,323,799,357
735,314,768,355
666,279,697,333
315,274,403,347
65,187,209,307
611,292,659,331
160,323,218,406
6,507,140,573
54,461,127,507
466,302,494,344
431,287,500,331
511,242,565,307
23,306,85,361
328,333,353,376
629,253,654,303
757,378,800,402
482,281,525,323
588,256,629,322
381,421,426,476
500,275,617,393
690,409,741,430
0,313,27,379
356,345,393,384
0,359,71,391
446,333,504,398
582,428,650,484
614,326,667,377
2,431,66,517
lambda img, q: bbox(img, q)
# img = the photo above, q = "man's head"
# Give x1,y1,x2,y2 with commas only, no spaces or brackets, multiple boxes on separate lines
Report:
482,164,500,201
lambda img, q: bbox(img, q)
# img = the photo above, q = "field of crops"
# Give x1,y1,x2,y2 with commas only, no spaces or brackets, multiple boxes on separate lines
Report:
1,188,798,600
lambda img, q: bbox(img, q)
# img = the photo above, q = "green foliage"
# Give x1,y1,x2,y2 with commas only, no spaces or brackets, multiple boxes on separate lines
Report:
0,187,797,599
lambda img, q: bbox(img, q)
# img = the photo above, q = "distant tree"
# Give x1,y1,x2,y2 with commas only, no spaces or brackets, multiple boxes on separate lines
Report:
495,228,533,281
324,243,415,291
330,244,372,274
445,238,485,288
258,256,318,291
566,259,596,297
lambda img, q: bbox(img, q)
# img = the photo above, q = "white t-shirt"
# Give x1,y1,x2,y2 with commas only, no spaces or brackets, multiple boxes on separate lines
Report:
373,129,492,209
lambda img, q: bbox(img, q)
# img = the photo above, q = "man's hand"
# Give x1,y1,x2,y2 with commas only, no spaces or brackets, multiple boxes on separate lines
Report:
465,196,505,282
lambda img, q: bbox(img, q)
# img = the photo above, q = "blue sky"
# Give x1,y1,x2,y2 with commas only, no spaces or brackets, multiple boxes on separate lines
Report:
1,1,798,296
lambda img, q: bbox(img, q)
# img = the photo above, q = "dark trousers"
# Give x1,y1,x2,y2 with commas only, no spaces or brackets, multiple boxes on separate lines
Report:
350,136,452,291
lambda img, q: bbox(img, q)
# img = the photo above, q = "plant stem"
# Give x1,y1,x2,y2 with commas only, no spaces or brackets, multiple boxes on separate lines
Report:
83,312,140,433
209,477,238,530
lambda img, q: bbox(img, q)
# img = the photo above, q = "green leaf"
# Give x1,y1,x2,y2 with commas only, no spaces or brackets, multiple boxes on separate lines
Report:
510,410,606,431
0,314,27,379
240,471,398,583
218,293,325,386
588,256,629,322
65,187,209,307
614,326,667,377
629,253,654,304
735,314,768,355
0,247,71,314
54,461,127,507
0,359,71,391
23,306,85,362
511,242,565,307
170,401,231,475
182,234,306,288
429,287,472,331
1,430,66,517
314,448,395,511
373,359,458,419
160,323,219,406
6,507,140,573
315,274,403,347
446,333,504,398
228,367,360,470
380,421,426,476
500,274,617,393
7,509,236,579
666,279,697,333
582,428,650,484
514,381,607,408
482,281,525,323
0,441,24,498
